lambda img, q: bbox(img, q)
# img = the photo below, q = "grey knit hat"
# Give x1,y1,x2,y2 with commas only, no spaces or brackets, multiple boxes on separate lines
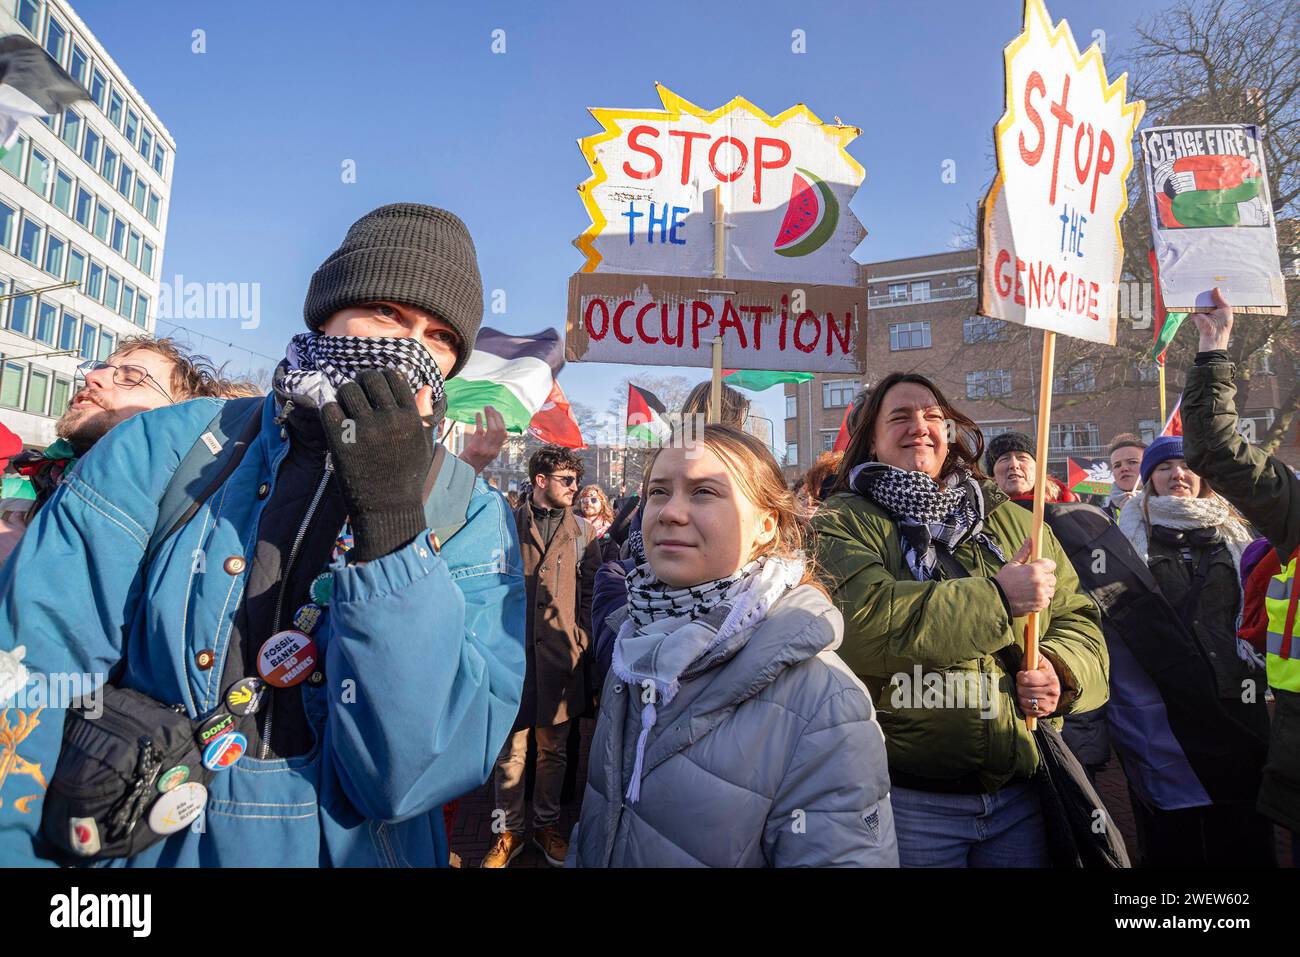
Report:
985,430,1034,473
303,204,484,379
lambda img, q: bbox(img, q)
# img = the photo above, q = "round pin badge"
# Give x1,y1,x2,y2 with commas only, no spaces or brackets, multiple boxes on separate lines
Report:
202,731,247,771
292,602,323,635
195,712,236,748
309,573,334,606
257,629,319,688
148,782,208,835
224,676,265,716
157,765,190,793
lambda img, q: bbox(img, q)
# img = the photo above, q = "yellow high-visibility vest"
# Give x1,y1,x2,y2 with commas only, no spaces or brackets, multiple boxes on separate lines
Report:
1263,556,1300,692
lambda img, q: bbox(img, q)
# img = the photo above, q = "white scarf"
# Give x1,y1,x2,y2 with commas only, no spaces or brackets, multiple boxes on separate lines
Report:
1117,490,1254,570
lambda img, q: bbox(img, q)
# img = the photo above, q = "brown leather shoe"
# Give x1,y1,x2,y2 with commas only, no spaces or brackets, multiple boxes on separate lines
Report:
480,831,524,868
532,824,568,867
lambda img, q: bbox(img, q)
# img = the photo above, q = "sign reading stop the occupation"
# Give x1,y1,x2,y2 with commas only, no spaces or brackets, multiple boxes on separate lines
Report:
978,0,1144,345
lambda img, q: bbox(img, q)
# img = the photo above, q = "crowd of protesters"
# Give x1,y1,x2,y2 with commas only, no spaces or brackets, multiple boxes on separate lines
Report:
0,207,1292,870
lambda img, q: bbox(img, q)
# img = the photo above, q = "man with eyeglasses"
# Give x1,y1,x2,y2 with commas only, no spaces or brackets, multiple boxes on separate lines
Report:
0,337,228,565
0,204,525,868
483,444,599,867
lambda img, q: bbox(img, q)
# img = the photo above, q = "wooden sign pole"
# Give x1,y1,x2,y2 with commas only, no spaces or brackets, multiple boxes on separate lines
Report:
1158,361,1167,427
1024,329,1057,731
709,187,726,424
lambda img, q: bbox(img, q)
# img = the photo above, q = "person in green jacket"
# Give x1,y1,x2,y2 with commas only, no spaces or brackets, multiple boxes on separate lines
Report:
812,371,1108,867
1183,288,1300,860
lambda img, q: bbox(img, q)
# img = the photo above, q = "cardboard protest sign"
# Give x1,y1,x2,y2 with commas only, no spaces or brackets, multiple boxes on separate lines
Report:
575,83,865,287
1067,456,1112,495
978,0,1144,345
1141,124,1287,313
566,272,866,374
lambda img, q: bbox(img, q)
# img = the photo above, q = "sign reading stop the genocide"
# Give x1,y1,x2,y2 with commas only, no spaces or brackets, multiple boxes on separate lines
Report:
575,83,866,287
978,0,1144,345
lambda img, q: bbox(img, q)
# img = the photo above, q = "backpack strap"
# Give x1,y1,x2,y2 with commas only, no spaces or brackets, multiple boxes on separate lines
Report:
146,396,264,565
424,443,477,549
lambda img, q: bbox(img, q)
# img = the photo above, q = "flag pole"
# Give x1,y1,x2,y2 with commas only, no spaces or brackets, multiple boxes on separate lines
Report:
1157,360,1167,427
1024,330,1057,732
709,187,726,424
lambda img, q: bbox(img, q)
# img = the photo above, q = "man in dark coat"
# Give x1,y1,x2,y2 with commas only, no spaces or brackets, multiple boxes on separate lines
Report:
483,445,600,867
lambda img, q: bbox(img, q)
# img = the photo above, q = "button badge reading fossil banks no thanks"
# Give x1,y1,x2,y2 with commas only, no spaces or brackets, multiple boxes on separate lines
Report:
257,629,319,688
148,782,208,835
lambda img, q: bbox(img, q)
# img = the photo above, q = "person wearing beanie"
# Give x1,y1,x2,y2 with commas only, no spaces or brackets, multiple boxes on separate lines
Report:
985,431,1079,506
0,204,525,868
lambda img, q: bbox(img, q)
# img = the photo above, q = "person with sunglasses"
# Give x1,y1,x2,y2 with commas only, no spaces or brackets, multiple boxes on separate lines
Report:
485,444,601,867
0,337,230,567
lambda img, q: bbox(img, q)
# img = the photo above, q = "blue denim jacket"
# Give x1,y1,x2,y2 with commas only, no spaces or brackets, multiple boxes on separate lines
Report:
0,394,525,866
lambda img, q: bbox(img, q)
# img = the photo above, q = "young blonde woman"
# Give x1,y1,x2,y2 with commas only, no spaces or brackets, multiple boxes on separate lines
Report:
568,425,897,867
576,484,614,539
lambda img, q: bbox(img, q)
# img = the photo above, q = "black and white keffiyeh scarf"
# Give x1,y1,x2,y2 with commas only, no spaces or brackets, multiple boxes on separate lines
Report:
273,332,447,413
848,461,1007,581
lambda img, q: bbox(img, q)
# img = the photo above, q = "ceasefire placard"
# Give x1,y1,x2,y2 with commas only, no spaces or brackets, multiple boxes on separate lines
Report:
978,0,1144,345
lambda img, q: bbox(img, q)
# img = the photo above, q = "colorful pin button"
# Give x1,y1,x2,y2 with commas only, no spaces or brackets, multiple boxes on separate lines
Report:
157,765,190,793
336,533,354,552
292,603,323,635
257,629,319,689
195,712,236,748
202,731,247,771
309,573,333,606
224,676,265,717
148,782,207,835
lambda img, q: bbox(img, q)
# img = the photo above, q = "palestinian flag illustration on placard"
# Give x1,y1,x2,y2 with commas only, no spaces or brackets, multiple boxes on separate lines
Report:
1153,154,1270,230
1067,457,1113,496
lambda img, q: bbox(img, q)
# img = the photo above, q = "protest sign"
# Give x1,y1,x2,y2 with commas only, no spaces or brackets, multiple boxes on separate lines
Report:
978,0,1144,345
1141,124,1288,313
566,272,866,373
1067,457,1112,496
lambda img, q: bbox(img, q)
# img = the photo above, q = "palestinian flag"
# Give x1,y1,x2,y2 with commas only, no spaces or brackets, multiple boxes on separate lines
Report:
443,327,563,433
721,369,815,392
831,405,853,452
1067,457,1113,496
528,379,585,449
1162,395,1183,437
0,35,87,158
1149,249,1188,365
626,384,670,446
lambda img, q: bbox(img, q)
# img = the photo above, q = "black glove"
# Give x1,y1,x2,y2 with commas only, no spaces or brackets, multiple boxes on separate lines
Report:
321,368,432,562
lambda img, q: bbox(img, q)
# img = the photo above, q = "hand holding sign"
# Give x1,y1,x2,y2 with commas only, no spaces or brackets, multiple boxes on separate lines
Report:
1192,287,1234,351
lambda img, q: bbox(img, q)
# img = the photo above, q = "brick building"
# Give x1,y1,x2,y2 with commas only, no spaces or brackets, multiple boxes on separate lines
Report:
785,248,1300,483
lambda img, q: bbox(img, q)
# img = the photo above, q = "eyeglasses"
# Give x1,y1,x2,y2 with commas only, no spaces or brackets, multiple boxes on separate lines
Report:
545,474,579,488
74,359,174,404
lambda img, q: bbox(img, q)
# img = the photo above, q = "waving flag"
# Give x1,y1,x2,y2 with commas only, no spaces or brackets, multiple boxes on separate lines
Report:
1162,395,1183,437
444,327,563,433
721,369,815,392
0,35,87,157
529,380,585,449
626,384,670,445
1149,250,1188,365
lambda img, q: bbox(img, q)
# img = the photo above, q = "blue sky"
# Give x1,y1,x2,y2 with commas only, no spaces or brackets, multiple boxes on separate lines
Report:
72,0,1171,444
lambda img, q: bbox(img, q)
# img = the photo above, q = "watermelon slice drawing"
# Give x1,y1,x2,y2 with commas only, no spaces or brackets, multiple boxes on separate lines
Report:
774,167,839,257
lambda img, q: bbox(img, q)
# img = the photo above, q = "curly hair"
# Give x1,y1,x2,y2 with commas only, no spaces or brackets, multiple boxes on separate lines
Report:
527,444,585,484
114,336,233,400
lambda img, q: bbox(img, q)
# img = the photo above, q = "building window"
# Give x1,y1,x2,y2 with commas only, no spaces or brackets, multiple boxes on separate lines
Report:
785,441,798,465
140,241,154,277
58,310,77,351
889,320,931,351
887,281,908,302
120,283,134,319
108,90,123,128
1138,419,1158,444
146,191,160,225
78,321,97,360
69,43,88,88
131,178,146,213
0,133,23,179
822,379,859,409
44,15,66,65
73,186,93,228
60,108,81,150
52,169,72,214
18,217,43,265
1049,422,1101,454
104,272,120,312
963,314,1007,343
134,292,148,327
1134,360,1159,384
0,200,16,250
110,217,125,255
0,361,25,408
66,247,84,286
9,290,33,337
24,368,49,414
86,260,103,300
90,68,107,111
97,330,113,361
16,0,40,36
117,164,132,198
35,300,56,345
43,232,64,276
911,280,931,302
124,108,138,147
1053,361,1096,394
967,369,1012,399
50,375,70,416
152,145,166,178
81,127,100,167
820,430,839,452
139,128,152,161
127,229,140,266
785,393,797,419
93,202,110,243
101,145,117,184
25,146,50,197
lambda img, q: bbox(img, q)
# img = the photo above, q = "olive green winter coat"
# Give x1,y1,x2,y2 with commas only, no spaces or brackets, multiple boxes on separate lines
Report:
812,481,1108,792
